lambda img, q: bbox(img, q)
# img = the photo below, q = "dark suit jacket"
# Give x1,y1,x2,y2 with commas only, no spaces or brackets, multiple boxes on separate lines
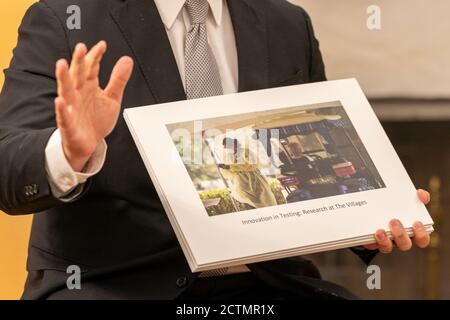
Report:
0,0,376,299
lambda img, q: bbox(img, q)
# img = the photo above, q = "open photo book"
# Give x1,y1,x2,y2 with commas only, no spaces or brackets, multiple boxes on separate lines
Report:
124,79,434,272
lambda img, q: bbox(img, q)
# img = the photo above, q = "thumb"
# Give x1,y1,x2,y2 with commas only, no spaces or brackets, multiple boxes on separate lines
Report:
417,189,431,205
104,56,134,103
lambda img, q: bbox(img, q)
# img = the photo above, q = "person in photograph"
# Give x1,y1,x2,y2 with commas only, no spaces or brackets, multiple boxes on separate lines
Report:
286,142,318,179
0,0,431,300
285,141,346,179
218,138,278,209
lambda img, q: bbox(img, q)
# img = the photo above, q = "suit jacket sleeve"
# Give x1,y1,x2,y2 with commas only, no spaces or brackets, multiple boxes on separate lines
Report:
0,2,80,214
301,8,326,83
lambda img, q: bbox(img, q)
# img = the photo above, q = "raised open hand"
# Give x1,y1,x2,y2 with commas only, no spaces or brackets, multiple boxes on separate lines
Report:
55,41,134,171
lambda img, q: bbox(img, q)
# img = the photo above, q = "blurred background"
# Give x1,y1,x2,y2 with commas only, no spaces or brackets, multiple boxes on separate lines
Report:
0,0,36,300
293,0,450,299
0,0,448,299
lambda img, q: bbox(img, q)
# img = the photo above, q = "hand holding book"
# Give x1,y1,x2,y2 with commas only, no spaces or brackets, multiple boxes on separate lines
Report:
364,189,431,252
124,79,435,272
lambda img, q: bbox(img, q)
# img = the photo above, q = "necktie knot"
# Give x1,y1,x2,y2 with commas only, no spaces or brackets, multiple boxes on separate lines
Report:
185,0,210,25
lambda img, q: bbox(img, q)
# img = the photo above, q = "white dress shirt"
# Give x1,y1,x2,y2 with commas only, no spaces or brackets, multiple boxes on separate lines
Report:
45,0,238,196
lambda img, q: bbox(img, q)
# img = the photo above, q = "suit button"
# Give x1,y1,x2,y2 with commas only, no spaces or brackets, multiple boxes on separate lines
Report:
32,184,39,195
176,276,189,288
24,184,39,198
24,186,31,197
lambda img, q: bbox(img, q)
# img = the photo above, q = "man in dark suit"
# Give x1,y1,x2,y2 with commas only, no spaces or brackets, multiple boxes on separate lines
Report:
0,0,430,299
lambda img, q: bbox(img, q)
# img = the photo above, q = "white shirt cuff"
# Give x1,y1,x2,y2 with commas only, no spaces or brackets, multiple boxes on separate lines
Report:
45,129,107,195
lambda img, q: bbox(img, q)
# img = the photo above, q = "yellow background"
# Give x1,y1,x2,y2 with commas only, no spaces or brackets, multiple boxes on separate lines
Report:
0,0,36,300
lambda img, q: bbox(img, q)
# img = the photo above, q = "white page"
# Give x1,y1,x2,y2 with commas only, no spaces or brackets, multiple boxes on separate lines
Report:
124,79,433,271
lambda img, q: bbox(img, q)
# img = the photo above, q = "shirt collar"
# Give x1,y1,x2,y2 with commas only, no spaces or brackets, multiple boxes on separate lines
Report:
154,0,223,30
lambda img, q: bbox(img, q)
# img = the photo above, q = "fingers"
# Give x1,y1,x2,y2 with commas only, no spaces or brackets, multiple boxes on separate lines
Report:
412,221,430,248
389,219,412,251
374,229,393,254
105,56,134,102
86,41,107,80
55,59,76,105
70,43,88,89
417,189,431,205
374,219,430,253
54,97,73,132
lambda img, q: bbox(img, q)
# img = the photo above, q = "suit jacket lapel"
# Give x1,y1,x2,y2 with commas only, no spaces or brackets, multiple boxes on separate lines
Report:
227,0,269,92
110,0,186,104
109,0,269,101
